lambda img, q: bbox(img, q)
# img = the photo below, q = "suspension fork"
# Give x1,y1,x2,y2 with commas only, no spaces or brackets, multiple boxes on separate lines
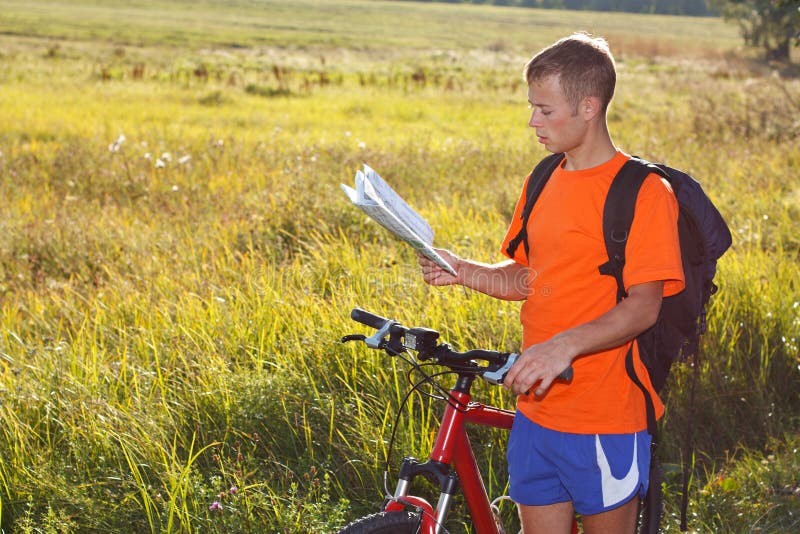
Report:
385,457,458,534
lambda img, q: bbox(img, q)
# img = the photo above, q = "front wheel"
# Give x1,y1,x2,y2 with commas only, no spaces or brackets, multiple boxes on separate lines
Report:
337,511,422,533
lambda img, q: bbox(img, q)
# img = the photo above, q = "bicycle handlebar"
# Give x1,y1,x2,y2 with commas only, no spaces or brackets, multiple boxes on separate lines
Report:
346,307,573,384
350,308,388,330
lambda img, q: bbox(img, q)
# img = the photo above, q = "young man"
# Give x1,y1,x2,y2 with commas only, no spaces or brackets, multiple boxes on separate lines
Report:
418,34,684,533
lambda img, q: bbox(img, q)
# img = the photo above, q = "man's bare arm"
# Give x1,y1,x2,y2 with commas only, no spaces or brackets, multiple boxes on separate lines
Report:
418,249,529,301
503,280,664,395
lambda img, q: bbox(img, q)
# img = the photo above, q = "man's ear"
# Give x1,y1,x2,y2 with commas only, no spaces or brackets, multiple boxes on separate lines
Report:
582,96,602,120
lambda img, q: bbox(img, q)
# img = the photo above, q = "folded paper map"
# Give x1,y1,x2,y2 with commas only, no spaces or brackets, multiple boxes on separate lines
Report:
341,165,456,276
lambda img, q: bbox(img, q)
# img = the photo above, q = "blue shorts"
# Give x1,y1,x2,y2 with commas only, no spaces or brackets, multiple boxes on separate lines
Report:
507,411,651,515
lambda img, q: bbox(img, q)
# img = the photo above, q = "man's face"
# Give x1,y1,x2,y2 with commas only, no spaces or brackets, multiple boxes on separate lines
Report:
527,75,586,154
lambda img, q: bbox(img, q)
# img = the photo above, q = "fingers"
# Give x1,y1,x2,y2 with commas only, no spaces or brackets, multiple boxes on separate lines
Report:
533,376,554,397
416,253,434,267
417,252,457,286
504,346,568,396
504,362,544,396
424,271,457,286
503,358,534,396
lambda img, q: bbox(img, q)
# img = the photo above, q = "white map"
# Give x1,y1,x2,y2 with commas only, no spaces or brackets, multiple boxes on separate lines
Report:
341,164,456,276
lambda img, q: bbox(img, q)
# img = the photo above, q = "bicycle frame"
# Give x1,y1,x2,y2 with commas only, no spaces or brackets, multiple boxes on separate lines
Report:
383,374,514,534
343,309,579,534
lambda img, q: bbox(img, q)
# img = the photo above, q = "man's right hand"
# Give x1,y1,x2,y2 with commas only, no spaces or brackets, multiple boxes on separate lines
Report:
419,252,528,301
418,248,460,286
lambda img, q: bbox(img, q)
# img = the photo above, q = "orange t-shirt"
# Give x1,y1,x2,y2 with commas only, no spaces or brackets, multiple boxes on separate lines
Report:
501,151,684,434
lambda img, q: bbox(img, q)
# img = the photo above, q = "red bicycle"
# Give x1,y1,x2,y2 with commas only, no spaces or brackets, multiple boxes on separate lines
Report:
337,308,576,534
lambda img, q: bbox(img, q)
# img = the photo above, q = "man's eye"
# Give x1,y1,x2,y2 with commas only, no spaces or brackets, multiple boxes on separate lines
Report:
528,105,551,116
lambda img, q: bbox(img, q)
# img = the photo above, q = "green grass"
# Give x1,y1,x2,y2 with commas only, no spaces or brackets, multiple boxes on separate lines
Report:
0,0,798,532
0,0,742,54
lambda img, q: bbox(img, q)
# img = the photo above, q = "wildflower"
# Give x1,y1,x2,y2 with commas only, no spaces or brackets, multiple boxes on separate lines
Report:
230,485,238,495
143,152,152,160
161,152,171,162
209,501,223,512
358,141,366,149
155,158,166,168
108,134,126,153
178,155,191,165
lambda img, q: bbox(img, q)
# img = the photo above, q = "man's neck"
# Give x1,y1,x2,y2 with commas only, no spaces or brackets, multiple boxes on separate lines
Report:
562,123,616,171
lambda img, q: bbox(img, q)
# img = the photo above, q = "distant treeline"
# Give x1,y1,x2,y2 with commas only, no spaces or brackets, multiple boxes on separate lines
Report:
404,0,718,16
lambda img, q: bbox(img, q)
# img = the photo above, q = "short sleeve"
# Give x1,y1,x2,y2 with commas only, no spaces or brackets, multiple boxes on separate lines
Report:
623,175,685,297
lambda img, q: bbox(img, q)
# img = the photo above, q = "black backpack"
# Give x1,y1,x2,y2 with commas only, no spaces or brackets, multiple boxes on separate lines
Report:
506,152,732,532
506,152,731,394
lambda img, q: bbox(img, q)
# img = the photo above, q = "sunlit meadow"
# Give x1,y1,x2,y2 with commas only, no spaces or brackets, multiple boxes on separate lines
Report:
0,0,798,532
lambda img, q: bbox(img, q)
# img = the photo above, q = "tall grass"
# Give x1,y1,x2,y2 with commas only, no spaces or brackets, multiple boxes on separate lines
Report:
0,1,798,532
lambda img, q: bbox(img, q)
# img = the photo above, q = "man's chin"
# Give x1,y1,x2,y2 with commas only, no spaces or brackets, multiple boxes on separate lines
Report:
538,137,557,152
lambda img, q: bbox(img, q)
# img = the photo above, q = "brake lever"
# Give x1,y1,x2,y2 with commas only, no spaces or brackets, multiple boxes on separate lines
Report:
364,320,396,349
482,353,518,385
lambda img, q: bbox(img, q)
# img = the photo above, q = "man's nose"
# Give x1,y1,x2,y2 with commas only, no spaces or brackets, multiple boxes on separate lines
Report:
528,110,541,128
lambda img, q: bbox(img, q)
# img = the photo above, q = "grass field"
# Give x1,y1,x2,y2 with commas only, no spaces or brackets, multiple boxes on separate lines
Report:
0,0,798,532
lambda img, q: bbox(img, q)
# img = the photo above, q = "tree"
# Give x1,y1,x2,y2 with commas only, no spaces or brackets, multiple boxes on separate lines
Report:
709,0,800,61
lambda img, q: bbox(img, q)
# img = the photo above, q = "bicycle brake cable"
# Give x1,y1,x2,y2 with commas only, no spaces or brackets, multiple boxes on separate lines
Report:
382,354,452,488
406,361,484,413
378,355,475,534
383,353,476,486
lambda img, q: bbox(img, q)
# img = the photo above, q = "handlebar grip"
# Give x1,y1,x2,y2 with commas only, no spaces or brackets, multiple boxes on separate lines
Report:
483,354,573,387
350,308,389,330
558,366,574,382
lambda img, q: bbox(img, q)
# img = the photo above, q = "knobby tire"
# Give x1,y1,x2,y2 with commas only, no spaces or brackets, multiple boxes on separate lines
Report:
337,511,422,533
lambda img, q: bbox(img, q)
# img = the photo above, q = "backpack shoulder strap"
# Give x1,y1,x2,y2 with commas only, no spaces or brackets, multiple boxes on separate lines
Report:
598,156,664,302
603,156,668,439
604,158,684,534
505,152,564,259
